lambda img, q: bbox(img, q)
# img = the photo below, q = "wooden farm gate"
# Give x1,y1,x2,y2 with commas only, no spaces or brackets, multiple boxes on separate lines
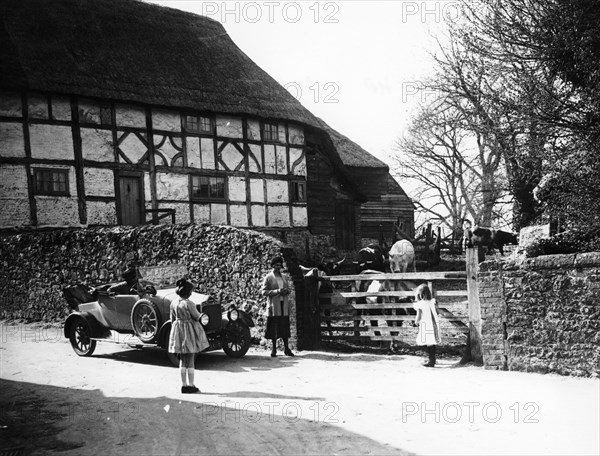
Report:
316,271,469,346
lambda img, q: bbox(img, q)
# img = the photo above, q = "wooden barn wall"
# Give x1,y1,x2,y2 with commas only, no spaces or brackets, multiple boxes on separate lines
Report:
349,168,415,244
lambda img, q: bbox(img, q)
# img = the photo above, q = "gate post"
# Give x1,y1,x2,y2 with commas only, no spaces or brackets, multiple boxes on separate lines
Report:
463,247,484,364
302,275,321,350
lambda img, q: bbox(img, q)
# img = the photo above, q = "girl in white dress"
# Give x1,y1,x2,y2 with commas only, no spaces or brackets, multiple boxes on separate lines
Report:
413,283,441,367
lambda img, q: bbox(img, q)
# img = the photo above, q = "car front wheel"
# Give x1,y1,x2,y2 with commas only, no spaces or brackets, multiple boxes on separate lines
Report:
131,299,162,343
69,317,97,356
222,321,251,358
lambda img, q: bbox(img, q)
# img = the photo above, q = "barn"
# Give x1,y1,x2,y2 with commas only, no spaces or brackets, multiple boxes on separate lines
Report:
0,0,414,260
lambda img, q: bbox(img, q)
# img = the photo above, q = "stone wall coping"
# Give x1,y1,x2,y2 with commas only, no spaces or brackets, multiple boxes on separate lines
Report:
481,251,600,272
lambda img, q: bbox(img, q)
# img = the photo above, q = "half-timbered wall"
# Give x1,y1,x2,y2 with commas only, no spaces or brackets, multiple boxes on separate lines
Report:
0,90,309,230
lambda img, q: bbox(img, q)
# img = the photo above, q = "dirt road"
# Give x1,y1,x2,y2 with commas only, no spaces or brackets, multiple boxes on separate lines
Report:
1,322,599,455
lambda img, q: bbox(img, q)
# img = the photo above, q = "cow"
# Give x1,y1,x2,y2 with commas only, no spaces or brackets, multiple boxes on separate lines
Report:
300,260,344,337
469,227,519,255
353,244,387,274
388,239,416,273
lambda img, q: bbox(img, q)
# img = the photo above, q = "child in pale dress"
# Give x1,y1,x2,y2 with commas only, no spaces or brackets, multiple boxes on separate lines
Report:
168,278,209,393
413,283,441,367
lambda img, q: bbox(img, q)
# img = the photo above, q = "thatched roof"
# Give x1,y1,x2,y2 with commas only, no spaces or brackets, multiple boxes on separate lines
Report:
0,0,389,196
0,0,322,126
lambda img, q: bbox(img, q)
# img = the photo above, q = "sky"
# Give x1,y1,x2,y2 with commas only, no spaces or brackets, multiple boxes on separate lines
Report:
146,0,453,168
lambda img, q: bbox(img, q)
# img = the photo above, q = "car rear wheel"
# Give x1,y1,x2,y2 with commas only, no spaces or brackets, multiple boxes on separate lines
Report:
131,299,162,343
222,321,251,358
69,317,96,356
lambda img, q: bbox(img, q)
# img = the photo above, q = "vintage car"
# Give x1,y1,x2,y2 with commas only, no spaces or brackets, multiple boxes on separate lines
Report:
62,265,254,365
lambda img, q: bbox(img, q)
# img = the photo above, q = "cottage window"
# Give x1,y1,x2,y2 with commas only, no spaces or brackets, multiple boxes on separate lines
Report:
185,115,213,133
33,168,69,196
191,175,226,200
262,122,279,142
290,180,306,202
100,105,113,126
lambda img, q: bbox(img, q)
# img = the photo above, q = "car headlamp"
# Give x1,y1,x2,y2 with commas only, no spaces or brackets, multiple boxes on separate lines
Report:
200,313,209,326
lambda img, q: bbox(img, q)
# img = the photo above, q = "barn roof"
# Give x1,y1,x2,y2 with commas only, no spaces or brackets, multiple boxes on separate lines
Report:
318,120,389,169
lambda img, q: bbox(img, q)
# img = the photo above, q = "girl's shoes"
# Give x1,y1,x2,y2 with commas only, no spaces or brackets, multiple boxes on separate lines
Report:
182,385,200,393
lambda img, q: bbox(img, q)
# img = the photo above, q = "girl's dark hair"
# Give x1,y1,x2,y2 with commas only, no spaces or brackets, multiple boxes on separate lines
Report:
415,283,432,301
176,278,193,298
270,256,284,267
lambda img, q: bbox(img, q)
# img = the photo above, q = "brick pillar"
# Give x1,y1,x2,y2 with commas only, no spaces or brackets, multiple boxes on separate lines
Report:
477,260,508,369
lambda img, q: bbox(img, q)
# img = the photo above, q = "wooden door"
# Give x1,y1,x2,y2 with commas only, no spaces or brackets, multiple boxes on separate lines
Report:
119,176,143,226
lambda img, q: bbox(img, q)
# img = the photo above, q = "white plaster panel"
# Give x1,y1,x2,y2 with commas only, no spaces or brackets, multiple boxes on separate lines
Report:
228,176,246,202
268,206,290,227
84,168,115,197
292,206,308,226
29,125,74,160
220,142,243,171
156,172,188,201
276,145,287,174
251,205,266,227
0,91,22,117
250,178,264,203
31,164,77,196
193,204,210,223
201,138,215,169
0,164,28,197
157,203,190,224
144,173,151,202
248,143,262,173
81,128,114,162
116,104,146,129
51,97,71,121
0,123,25,157
87,201,117,225
246,119,261,141
78,99,101,124
28,94,48,119
0,197,30,227
289,148,306,176
35,197,80,226
264,144,277,174
152,108,180,132
230,204,248,226
210,204,227,224
288,124,305,145
154,135,183,167
266,179,289,203
186,137,201,168
119,132,147,164
216,116,243,139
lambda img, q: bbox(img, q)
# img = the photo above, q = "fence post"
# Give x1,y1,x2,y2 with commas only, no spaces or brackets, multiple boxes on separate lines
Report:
463,247,484,365
303,275,321,350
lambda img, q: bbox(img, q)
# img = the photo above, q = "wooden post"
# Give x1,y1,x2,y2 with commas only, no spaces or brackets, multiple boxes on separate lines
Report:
463,247,484,365
303,275,321,350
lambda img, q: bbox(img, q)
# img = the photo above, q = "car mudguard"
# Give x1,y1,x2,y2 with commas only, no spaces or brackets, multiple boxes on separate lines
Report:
157,321,172,349
236,309,255,328
64,312,111,339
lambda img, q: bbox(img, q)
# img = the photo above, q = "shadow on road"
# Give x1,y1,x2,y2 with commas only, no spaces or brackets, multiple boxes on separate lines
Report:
0,378,413,455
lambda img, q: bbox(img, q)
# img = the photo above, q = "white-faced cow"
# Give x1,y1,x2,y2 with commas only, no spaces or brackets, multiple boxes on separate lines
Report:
469,227,519,255
388,239,416,273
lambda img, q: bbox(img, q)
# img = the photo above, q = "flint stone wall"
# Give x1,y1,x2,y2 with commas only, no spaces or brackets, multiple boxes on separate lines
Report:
478,252,600,377
0,224,309,348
